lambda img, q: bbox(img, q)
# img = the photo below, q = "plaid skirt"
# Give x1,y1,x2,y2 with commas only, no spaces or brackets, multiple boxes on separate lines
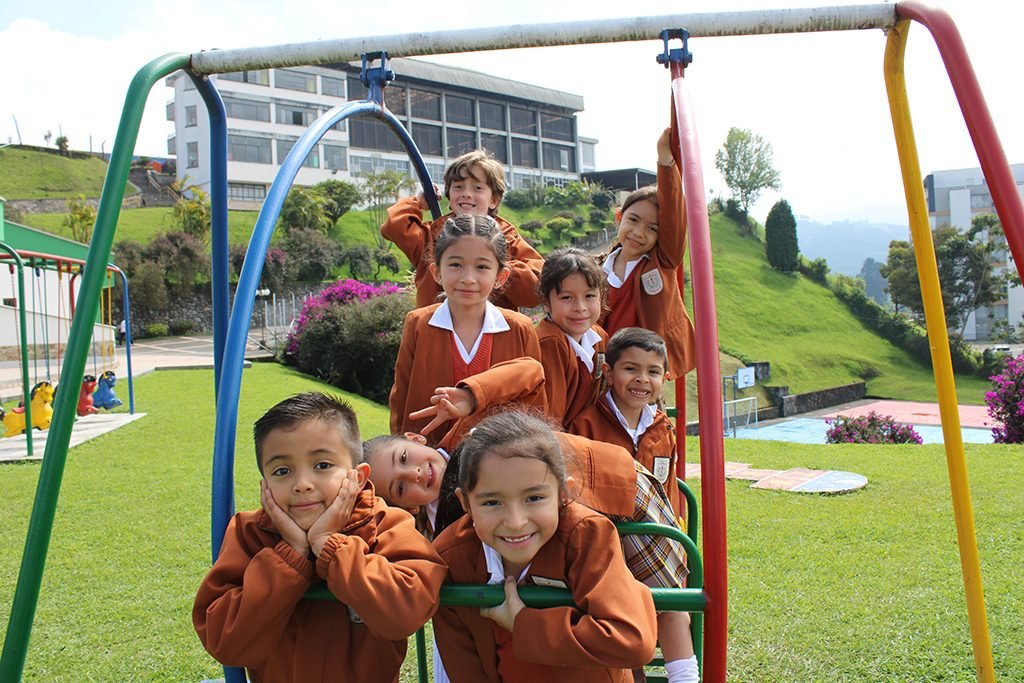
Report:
610,461,690,590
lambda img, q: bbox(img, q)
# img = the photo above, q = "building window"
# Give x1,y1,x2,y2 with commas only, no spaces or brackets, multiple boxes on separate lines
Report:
277,139,320,168
425,162,446,183
511,138,538,168
410,89,441,120
228,134,272,164
447,129,476,158
412,123,443,157
350,155,410,176
445,95,474,126
349,117,405,153
541,113,574,142
223,96,271,122
275,68,316,93
185,105,198,128
276,102,318,127
167,136,176,156
480,133,508,164
228,183,267,201
322,76,345,97
323,144,348,171
220,69,270,86
345,77,405,113
510,107,537,135
513,172,541,190
347,77,368,100
582,142,595,168
166,102,175,122
186,141,199,168
479,101,505,131
542,143,576,172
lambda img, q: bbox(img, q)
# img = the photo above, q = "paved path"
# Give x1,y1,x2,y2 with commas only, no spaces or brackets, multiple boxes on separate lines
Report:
687,460,868,494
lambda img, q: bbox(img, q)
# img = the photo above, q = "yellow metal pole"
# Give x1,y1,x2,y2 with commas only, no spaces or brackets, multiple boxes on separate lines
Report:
883,20,994,683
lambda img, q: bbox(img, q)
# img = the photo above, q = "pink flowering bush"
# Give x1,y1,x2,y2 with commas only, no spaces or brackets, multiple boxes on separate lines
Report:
825,411,923,445
283,279,412,403
985,353,1024,443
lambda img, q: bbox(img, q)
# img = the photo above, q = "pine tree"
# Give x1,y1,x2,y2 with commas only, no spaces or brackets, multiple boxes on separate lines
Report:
765,199,799,273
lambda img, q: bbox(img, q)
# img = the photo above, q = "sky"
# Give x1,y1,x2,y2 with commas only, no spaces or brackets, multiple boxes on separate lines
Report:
1,0,1020,225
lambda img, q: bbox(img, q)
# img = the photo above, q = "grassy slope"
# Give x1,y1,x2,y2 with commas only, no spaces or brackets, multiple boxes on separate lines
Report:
0,147,135,199
0,364,1019,681
706,213,991,404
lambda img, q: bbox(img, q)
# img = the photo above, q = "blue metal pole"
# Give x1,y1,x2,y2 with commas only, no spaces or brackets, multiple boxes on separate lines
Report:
109,265,135,414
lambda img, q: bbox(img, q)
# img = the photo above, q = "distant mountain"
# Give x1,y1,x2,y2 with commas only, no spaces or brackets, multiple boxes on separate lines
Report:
797,218,908,276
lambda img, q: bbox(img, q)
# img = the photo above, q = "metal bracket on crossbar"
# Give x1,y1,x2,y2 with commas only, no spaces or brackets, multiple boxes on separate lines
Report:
360,51,395,106
657,28,693,68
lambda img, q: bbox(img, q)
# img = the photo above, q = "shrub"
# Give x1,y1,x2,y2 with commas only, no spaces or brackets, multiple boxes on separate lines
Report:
279,186,333,234
800,256,830,285
283,228,343,282
143,322,169,338
825,411,923,444
168,320,196,336
519,220,543,235
985,353,1024,443
145,231,209,286
287,284,412,403
589,207,610,225
503,189,535,210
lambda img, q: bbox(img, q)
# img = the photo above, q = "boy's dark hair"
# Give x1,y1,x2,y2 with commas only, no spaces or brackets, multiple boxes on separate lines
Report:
253,392,361,473
538,246,608,307
432,213,509,270
443,150,506,214
457,411,567,494
606,327,669,374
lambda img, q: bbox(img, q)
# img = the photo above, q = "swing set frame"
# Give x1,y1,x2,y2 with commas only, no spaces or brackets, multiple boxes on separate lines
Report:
2,3,1018,682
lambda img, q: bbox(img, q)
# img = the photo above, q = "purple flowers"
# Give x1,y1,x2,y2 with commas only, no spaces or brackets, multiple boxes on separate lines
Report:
824,411,923,445
285,279,403,355
984,353,1024,443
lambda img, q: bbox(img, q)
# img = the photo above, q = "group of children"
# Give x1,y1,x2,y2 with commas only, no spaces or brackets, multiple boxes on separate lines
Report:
193,123,699,683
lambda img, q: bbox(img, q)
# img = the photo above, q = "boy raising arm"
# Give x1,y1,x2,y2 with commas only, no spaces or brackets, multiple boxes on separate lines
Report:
193,392,447,682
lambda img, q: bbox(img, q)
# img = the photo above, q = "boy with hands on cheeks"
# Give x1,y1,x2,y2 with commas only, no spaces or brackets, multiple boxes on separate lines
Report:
193,392,447,683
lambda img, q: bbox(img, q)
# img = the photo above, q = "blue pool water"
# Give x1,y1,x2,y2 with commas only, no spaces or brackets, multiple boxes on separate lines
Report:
732,417,993,445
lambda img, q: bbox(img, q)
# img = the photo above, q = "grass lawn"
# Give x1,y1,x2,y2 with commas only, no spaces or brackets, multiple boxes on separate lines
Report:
0,147,135,199
0,363,1020,681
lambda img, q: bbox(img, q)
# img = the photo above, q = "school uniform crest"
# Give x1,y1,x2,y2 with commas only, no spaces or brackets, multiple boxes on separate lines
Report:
641,269,664,295
652,456,671,484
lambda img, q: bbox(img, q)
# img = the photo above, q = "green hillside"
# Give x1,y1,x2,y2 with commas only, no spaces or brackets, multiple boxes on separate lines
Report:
0,146,135,199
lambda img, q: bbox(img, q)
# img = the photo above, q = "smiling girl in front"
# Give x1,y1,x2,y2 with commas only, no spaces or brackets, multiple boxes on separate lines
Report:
431,411,657,683
389,214,542,442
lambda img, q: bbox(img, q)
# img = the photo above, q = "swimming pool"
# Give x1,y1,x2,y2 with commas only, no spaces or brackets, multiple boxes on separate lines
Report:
732,417,993,445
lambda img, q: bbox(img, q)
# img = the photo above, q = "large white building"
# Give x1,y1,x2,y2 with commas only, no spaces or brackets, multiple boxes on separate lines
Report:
924,164,1024,340
166,58,596,211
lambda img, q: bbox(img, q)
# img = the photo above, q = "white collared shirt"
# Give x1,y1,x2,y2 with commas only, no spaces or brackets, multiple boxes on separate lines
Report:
428,300,510,364
483,543,531,585
425,447,451,529
566,327,603,374
605,391,656,447
602,247,648,289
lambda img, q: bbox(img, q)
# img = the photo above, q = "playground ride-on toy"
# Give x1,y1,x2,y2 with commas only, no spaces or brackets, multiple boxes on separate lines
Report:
76,375,99,416
2,382,56,437
92,371,123,410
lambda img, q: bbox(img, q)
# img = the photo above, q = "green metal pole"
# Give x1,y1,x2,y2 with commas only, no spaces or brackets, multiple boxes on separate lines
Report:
0,53,189,682
0,242,33,455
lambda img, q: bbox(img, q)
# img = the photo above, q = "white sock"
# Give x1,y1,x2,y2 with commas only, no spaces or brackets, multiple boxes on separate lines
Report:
665,656,700,683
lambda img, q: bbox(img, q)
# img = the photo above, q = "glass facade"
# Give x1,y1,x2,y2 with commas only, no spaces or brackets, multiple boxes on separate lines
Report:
228,134,272,164
223,96,270,122
228,182,267,201
275,68,316,93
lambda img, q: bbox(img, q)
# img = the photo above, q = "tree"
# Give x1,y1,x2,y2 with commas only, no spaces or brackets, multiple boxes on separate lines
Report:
764,199,799,272
283,228,343,282
55,134,69,156
344,244,374,280
859,257,888,305
313,179,362,225
144,231,209,286
373,246,401,280
279,186,333,234
880,239,920,316
714,127,781,216
359,170,416,249
170,178,211,244
62,194,96,244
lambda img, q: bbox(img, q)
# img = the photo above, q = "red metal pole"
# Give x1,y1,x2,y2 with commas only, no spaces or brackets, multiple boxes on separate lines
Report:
671,59,728,683
897,1,1024,279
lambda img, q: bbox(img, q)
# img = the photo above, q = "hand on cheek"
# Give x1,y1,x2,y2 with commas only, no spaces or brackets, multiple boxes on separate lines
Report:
261,479,310,557
307,469,362,558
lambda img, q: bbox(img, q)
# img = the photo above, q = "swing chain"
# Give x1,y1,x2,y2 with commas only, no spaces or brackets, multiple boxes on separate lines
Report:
360,51,395,106
657,28,693,68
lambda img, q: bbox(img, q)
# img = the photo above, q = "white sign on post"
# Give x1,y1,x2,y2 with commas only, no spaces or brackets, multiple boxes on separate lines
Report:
736,366,756,389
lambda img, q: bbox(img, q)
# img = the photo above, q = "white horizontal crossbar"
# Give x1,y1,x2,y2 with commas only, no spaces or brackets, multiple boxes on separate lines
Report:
189,3,897,74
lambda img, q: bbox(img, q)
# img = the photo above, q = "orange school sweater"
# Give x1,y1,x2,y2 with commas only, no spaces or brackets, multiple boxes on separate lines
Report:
389,303,542,441
432,501,657,683
569,395,681,520
536,318,608,429
599,161,696,379
193,485,447,683
381,197,544,310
